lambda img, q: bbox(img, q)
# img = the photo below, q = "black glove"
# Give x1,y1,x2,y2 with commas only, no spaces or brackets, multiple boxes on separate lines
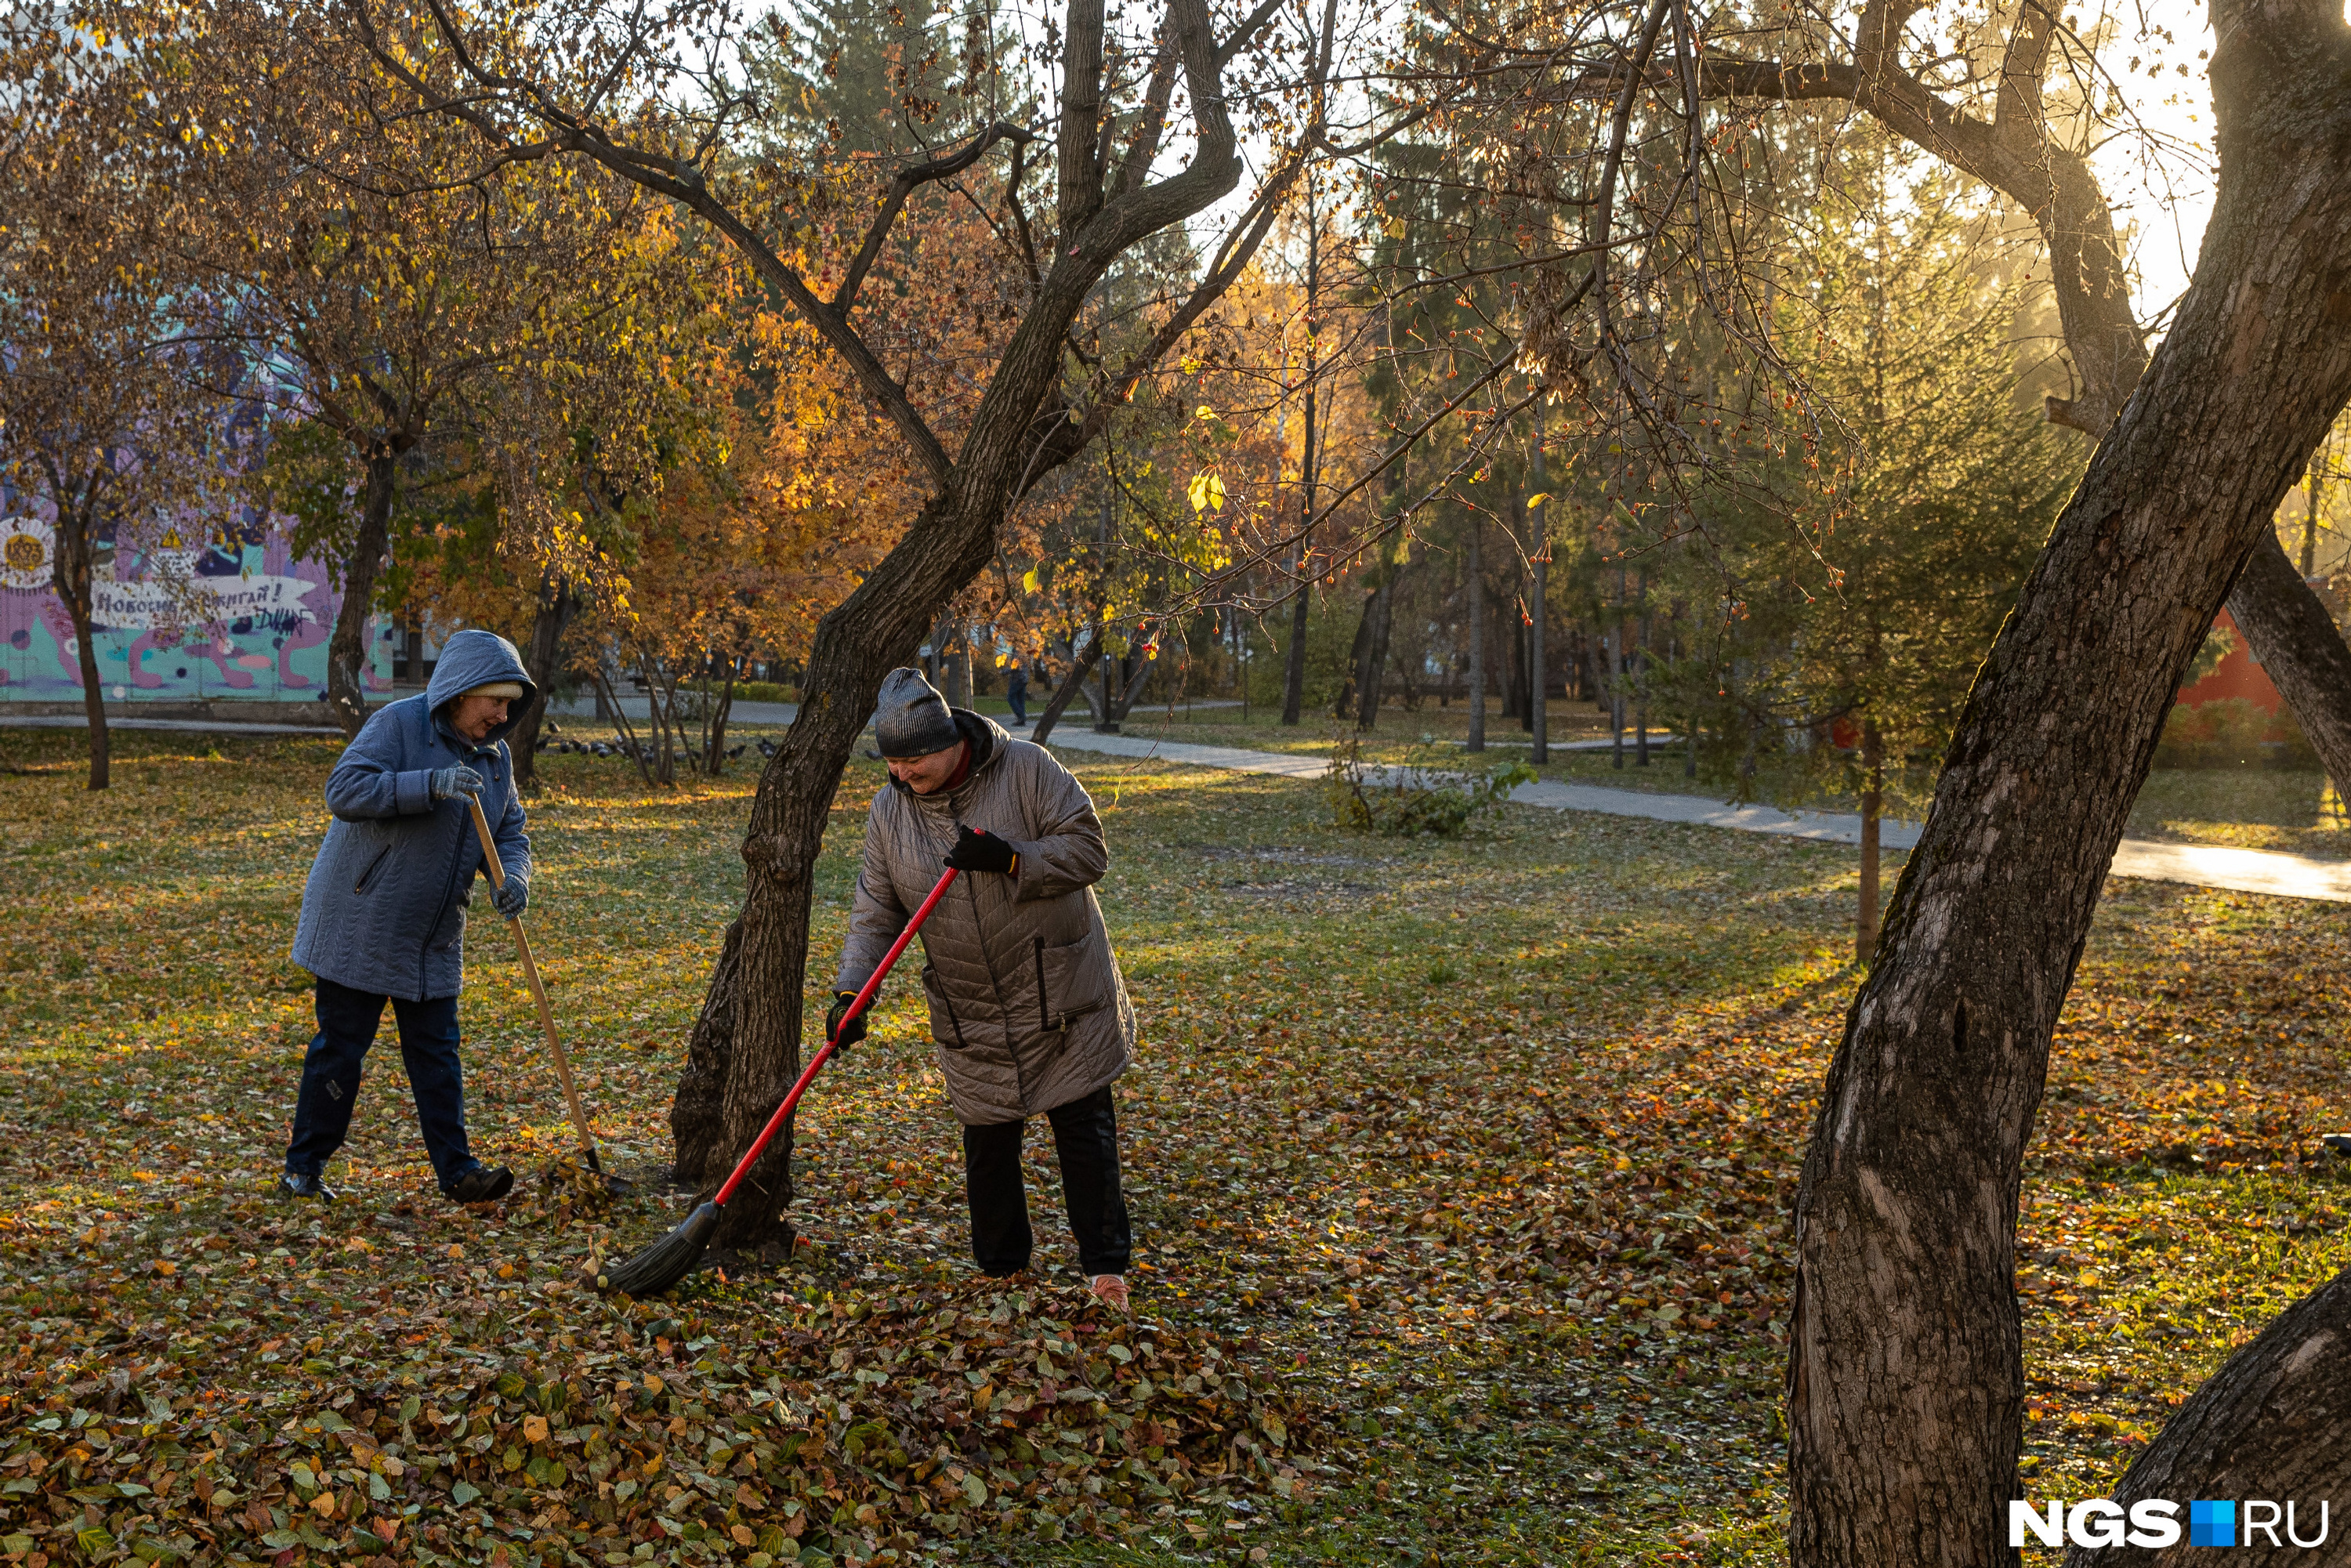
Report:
825,991,868,1050
492,878,527,919
944,824,1017,875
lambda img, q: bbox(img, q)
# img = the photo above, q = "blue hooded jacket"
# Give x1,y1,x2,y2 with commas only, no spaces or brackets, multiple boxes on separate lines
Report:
289,629,536,1001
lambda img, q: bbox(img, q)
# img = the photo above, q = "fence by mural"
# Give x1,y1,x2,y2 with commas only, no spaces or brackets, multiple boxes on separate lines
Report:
0,506,391,704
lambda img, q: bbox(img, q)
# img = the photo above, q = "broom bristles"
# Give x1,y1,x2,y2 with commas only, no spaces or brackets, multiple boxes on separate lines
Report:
597,1200,719,1297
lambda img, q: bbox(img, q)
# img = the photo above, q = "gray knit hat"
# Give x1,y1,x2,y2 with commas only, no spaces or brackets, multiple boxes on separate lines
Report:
871,668,962,758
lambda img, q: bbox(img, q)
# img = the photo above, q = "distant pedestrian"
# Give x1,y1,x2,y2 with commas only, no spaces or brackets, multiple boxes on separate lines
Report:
1005,661,1030,726
831,668,1136,1307
280,628,534,1205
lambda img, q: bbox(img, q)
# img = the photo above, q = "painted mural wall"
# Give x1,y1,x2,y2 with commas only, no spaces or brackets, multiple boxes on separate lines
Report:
0,503,392,703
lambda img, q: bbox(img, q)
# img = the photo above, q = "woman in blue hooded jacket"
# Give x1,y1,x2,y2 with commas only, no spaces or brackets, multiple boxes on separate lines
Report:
280,628,536,1203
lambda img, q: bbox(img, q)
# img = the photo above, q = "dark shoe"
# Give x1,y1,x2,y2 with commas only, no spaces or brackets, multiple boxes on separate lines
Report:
276,1171,336,1201
2324,1134,2351,1156
444,1165,514,1204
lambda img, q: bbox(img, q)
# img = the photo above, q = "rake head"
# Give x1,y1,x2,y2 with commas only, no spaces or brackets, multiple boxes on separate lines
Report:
596,1200,719,1298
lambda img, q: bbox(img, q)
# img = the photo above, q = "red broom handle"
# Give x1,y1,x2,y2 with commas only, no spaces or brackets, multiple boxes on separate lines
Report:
713,866,960,1207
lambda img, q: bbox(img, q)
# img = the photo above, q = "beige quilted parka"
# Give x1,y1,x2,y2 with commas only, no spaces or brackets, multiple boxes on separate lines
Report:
835,711,1134,1124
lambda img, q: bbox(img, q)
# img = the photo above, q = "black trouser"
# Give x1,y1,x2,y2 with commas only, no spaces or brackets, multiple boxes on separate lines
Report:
962,1085,1132,1276
286,977,483,1193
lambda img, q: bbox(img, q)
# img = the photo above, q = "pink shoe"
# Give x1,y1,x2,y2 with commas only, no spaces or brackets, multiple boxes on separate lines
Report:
1090,1273,1130,1311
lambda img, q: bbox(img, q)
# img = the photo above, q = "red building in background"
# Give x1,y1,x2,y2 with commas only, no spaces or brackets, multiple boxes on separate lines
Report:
2177,608,2284,712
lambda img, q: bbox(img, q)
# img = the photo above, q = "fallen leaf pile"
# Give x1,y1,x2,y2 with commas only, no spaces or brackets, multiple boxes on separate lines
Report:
4,726,2349,1566
0,1227,1308,1568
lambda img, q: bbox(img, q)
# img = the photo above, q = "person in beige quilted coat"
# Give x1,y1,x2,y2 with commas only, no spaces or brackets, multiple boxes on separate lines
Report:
831,668,1137,1309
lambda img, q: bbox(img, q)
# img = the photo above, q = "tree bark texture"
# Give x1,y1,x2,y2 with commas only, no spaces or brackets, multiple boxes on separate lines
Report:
324,451,397,740
1784,4,2351,1559
668,917,742,1189
701,673,737,778
2059,1266,2351,1567
512,574,578,788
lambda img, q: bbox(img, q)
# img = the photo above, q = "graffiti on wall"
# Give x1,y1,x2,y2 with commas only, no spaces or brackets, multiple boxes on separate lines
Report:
0,502,392,702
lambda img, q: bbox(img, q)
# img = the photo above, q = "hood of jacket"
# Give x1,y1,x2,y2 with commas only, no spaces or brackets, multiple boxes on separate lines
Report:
426,629,537,751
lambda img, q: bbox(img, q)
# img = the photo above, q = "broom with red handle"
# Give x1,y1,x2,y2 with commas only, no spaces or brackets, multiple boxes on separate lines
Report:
597,865,961,1296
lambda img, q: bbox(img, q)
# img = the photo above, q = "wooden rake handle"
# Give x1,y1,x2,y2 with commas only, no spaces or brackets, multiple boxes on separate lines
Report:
467,792,601,1168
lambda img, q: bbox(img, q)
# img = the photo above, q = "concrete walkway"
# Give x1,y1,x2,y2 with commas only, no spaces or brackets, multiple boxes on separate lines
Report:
549,696,801,726
1040,727,2351,904
2,714,346,737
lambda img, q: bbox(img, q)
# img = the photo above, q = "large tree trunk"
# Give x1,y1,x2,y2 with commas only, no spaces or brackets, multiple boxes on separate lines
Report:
669,917,742,1188
50,498,109,792
324,450,397,740
2060,1267,2351,1566
1784,2,2351,1557
512,573,578,788
2225,532,2351,789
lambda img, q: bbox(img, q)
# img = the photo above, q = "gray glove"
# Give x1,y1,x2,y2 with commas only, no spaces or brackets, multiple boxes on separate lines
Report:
430,766,484,802
493,879,527,919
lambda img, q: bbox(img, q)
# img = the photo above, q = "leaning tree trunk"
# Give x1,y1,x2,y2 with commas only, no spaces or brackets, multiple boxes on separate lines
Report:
324,450,398,739
2225,532,2351,789
50,498,109,791
2060,1266,2351,1567
1784,2,2351,1558
688,480,1046,1249
1027,628,1099,746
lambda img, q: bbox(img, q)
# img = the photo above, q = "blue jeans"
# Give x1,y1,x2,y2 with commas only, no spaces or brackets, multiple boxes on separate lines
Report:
1006,690,1028,725
285,978,482,1193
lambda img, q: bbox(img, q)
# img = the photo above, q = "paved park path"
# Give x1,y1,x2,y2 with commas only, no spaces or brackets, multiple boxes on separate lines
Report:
1040,727,2351,905
18,708,2348,902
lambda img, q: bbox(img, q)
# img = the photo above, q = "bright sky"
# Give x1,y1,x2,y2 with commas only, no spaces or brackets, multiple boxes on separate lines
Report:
2087,0,2219,329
